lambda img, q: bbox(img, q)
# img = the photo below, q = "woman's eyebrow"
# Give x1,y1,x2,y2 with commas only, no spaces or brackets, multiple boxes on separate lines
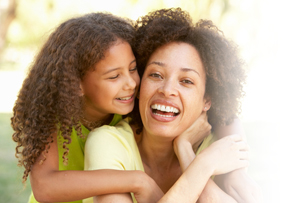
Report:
180,67,200,77
147,61,200,77
146,61,165,67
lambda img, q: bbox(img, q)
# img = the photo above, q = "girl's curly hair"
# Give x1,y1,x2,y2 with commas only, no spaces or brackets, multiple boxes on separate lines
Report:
130,8,246,132
11,12,135,182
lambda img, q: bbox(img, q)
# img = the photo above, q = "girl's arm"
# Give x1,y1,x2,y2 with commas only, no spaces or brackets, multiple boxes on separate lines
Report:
213,118,263,203
30,133,161,203
214,118,247,140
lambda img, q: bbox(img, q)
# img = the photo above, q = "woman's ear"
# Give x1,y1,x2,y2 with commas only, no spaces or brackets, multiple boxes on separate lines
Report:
203,96,211,111
79,83,84,96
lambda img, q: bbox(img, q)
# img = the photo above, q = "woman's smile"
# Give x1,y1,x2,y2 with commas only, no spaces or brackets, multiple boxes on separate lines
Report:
139,42,210,137
150,101,180,122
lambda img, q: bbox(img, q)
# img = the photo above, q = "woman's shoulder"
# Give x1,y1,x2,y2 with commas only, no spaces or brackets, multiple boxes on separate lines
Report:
84,118,137,171
89,118,132,135
86,118,134,147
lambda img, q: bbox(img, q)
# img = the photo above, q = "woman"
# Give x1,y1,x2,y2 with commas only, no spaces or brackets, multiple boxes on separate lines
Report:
85,8,260,203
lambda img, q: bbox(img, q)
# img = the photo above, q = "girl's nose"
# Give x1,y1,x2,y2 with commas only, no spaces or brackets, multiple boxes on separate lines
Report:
124,74,136,90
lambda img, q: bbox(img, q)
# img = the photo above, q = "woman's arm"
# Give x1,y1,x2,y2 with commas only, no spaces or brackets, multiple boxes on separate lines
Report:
30,133,160,203
93,135,245,203
173,112,237,203
173,132,237,203
89,119,248,203
162,134,249,203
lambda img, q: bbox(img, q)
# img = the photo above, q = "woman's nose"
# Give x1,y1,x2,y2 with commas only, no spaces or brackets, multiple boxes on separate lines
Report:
158,80,178,97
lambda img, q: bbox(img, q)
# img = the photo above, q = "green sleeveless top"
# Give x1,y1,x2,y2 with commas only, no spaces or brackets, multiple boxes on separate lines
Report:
28,114,122,203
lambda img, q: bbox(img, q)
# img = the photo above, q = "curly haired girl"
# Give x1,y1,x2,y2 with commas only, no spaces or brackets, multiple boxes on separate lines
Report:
11,12,162,203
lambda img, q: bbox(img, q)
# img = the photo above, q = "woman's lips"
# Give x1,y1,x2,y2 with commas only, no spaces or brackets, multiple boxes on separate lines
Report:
150,103,180,122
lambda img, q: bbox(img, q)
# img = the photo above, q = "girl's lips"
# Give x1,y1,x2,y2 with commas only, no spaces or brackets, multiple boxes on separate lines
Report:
115,94,135,103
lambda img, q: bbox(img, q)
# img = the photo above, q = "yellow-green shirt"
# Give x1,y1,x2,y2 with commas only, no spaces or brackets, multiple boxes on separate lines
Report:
84,118,214,203
28,114,122,203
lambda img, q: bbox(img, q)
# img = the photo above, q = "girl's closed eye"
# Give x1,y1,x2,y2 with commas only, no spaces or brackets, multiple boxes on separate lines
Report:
130,66,137,72
108,74,119,79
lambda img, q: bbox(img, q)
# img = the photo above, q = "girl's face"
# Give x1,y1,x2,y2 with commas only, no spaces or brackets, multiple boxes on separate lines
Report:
81,40,140,120
139,42,211,139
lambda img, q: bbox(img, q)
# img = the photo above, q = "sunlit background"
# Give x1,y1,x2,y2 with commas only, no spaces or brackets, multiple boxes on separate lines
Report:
1,0,299,202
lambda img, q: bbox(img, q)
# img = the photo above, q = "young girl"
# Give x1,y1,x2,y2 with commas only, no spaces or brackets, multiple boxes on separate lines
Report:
11,12,162,203
11,11,258,203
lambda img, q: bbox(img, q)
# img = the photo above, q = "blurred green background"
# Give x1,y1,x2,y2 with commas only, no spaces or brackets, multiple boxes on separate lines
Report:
1,0,299,202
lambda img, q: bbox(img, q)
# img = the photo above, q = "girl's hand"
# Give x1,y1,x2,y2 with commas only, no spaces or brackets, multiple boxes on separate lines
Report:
133,171,164,203
174,111,211,155
201,134,250,175
214,169,263,203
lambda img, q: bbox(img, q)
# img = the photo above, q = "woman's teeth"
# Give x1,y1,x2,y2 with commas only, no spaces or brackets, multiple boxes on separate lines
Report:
152,113,175,117
151,104,179,113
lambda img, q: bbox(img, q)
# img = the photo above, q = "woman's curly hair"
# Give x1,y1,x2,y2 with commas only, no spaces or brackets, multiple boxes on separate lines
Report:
130,8,246,132
11,12,135,182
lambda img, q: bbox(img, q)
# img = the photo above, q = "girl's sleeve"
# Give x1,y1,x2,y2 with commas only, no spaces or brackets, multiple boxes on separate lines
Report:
84,126,132,171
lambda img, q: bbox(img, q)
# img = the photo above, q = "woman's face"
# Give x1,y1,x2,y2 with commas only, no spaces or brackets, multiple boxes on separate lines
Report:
139,42,211,139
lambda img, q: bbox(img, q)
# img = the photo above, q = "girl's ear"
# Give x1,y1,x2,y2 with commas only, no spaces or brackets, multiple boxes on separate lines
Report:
203,96,211,111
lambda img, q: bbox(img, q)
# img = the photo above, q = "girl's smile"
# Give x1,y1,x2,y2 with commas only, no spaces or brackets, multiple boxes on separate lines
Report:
81,39,140,122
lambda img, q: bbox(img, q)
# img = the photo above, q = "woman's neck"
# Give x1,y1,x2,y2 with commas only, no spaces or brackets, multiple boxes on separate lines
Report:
136,128,182,193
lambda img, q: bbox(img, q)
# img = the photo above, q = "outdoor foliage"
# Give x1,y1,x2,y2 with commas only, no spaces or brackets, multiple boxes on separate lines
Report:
0,113,31,202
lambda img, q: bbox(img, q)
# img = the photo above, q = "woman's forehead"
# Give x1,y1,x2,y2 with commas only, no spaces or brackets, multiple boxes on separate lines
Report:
146,42,205,75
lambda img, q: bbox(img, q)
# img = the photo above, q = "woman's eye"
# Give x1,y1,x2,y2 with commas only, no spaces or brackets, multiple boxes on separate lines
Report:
150,73,162,79
130,67,137,72
182,79,194,84
108,74,119,79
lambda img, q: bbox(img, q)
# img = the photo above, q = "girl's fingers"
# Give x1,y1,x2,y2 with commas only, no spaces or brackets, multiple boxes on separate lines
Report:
236,141,250,151
239,151,249,160
239,159,250,168
228,134,244,142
